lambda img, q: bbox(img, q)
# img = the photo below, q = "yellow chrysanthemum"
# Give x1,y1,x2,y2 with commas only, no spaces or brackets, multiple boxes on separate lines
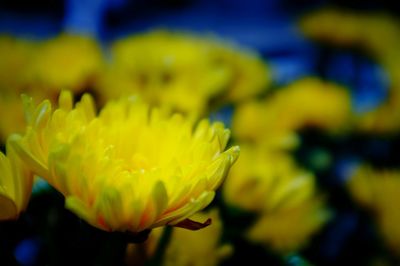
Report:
10,91,239,233
205,39,270,103
300,9,400,133
126,209,232,266
223,144,330,252
348,166,400,254
224,144,317,213
26,34,103,93
232,100,299,150
246,198,330,252
95,30,269,115
0,140,34,220
233,78,351,147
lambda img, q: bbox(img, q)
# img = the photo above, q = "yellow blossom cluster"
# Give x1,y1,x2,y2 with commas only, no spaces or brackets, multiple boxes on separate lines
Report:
300,9,400,134
347,166,400,255
0,31,269,144
223,77,340,253
0,27,356,263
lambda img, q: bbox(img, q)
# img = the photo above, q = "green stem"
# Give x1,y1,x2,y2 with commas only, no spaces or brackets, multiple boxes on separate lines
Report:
145,226,173,266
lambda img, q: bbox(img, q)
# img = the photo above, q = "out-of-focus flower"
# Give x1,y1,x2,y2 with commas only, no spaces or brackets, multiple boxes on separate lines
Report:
0,35,36,90
347,166,400,254
232,100,299,150
26,34,103,93
126,209,232,266
300,9,398,54
207,40,270,104
223,144,330,252
273,78,351,131
0,36,38,141
233,78,351,147
163,209,232,266
247,198,330,253
223,144,314,212
299,9,400,71
0,34,102,142
127,209,233,266
10,91,239,233
95,30,269,115
0,140,33,220
356,100,400,133
300,9,400,134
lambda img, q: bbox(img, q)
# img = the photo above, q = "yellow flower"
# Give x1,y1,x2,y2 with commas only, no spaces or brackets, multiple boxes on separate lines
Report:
299,8,400,66
26,34,103,93
0,140,33,220
300,9,400,133
162,209,232,266
224,144,317,213
233,78,351,147
10,91,239,233
232,100,299,150
223,144,330,252
348,166,400,254
246,198,330,253
125,209,232,266
95,30,269,115
205,39,270,104
273,78,351,131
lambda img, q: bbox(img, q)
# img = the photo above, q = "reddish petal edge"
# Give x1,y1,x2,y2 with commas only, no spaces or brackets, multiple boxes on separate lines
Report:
174,218,212,230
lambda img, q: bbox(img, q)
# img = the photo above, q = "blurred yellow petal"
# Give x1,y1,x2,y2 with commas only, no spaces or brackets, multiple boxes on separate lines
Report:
233,78,351,146
163,209,232,266
0,141,34,220
0,35,36,90
224,144,316,213
126,209,232,266
348,166,400,254
26,34,103,93
247,198,331,253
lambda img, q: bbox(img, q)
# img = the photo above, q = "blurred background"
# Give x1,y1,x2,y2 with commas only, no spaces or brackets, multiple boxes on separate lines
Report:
1,0,400,265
